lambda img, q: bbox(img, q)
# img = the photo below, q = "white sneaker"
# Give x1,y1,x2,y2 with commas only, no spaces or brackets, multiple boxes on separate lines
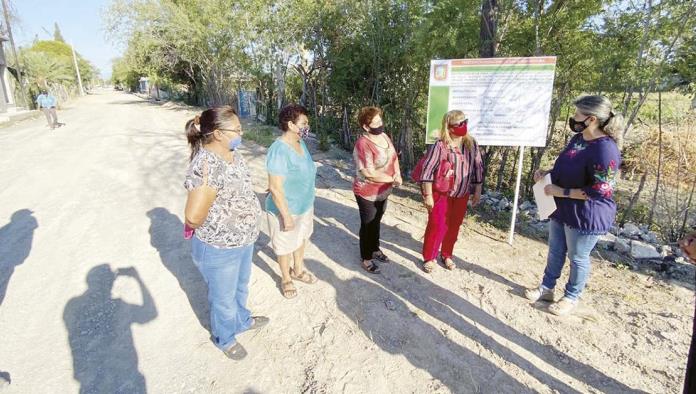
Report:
524,286,555,302
549,297,578,316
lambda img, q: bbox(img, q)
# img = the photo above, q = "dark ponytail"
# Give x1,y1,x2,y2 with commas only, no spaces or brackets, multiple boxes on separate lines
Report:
186,115,205,161
185,106,239,161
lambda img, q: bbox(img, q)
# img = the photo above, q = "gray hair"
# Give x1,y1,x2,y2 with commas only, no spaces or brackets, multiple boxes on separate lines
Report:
573,95,624,145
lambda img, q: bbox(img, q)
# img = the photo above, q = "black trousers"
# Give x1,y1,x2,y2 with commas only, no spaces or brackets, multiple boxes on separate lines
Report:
686,284,696,394
355,195,388,261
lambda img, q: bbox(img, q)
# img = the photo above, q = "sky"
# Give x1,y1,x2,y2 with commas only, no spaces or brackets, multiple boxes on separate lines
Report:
10,0,121,79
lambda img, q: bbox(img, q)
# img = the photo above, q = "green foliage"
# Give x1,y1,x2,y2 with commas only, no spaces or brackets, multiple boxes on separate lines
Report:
633,92,692,123
243,124,278,147
14,40,98,100
670,30,696,95
104,0,696,211
22,51,75,89
111,57,141,90
104,0,255,105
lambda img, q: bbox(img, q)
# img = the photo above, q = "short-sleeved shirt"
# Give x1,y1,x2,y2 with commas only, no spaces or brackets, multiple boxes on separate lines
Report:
265,139,316,216
184,149,262,248
550,134,622,235
352,134,398,201
420,139,484,198
37,94,57,108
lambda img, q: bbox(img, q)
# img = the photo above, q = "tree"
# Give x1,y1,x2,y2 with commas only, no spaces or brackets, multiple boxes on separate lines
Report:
21,51,74,89
670,31,696,99
101,0,696,235
12,39,99,105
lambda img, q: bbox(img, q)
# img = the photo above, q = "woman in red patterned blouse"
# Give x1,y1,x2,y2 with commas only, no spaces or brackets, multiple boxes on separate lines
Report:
352,106,402,274
420,110,484,273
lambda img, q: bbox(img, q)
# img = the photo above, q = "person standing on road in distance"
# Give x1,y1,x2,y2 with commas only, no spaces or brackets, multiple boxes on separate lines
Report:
184,106,269,360
36,89,61,130
420,110,484,273
265,104,318,299
525,95,623,316
352,106,402,274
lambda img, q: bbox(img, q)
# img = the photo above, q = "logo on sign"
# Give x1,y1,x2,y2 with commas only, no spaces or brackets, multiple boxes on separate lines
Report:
433,64,448,81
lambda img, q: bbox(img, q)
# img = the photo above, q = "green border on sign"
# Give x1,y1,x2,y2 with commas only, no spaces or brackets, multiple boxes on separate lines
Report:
425,86,449,144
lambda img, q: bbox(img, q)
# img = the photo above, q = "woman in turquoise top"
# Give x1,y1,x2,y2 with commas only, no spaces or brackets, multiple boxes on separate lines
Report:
266,104,318,299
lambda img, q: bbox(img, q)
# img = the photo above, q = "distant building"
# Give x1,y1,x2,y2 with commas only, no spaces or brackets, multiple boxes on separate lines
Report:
138,77,149,94
0,33,17,113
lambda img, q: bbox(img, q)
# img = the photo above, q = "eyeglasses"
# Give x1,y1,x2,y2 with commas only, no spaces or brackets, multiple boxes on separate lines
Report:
217,128,243,135
450,119,468,128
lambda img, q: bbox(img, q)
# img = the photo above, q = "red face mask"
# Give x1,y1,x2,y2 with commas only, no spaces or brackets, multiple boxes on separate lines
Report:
450,121,468,136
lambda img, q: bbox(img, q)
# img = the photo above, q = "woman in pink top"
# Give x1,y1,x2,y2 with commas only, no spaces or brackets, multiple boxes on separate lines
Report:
420,110,484,273
352,106,402,274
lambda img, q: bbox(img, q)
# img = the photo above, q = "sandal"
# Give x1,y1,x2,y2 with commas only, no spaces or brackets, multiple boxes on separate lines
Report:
423,260,436,273
361,260,381,274
290,269,318,284
223,342,247,360
372,250,390,263
249,316,270,330
441,256,456,271
281,280,297,299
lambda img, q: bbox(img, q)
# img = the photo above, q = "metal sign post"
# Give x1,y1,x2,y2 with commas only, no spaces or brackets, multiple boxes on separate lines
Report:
508,145,526,245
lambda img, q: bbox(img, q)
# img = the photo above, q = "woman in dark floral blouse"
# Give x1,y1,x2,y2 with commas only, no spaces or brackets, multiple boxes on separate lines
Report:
525,95,623,316
183,106,268,360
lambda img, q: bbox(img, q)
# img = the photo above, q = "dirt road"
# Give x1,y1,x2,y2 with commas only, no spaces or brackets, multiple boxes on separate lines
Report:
0,90,692,393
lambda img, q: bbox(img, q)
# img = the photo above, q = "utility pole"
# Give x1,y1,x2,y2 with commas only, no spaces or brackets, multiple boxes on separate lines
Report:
70,42,84,96
1,0,29,108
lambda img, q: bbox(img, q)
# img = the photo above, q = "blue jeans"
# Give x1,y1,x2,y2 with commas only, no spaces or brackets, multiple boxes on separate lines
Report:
191,236,254,351
541,219,600,301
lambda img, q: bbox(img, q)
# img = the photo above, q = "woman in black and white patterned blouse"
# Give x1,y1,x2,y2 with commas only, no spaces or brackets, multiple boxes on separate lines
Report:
183,106,268,360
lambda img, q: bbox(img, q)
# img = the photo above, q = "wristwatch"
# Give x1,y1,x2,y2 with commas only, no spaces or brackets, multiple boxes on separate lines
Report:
563,188,571,197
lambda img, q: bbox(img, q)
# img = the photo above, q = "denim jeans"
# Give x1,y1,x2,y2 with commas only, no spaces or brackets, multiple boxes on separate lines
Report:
191,236,254,351
541,219,600,301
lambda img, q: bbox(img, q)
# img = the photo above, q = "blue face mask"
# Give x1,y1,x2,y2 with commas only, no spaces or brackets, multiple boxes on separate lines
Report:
229,136,242,151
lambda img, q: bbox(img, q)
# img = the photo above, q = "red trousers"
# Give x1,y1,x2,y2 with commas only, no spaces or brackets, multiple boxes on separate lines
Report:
422,192,469,261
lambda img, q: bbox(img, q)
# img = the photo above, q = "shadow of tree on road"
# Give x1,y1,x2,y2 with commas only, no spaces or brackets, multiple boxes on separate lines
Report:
308,195,643,393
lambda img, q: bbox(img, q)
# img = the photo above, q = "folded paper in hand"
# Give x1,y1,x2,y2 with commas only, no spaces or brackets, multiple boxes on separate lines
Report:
532,174,557,221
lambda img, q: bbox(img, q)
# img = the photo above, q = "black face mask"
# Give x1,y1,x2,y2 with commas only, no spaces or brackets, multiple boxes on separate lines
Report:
568,116,590,133
368,125,384,135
